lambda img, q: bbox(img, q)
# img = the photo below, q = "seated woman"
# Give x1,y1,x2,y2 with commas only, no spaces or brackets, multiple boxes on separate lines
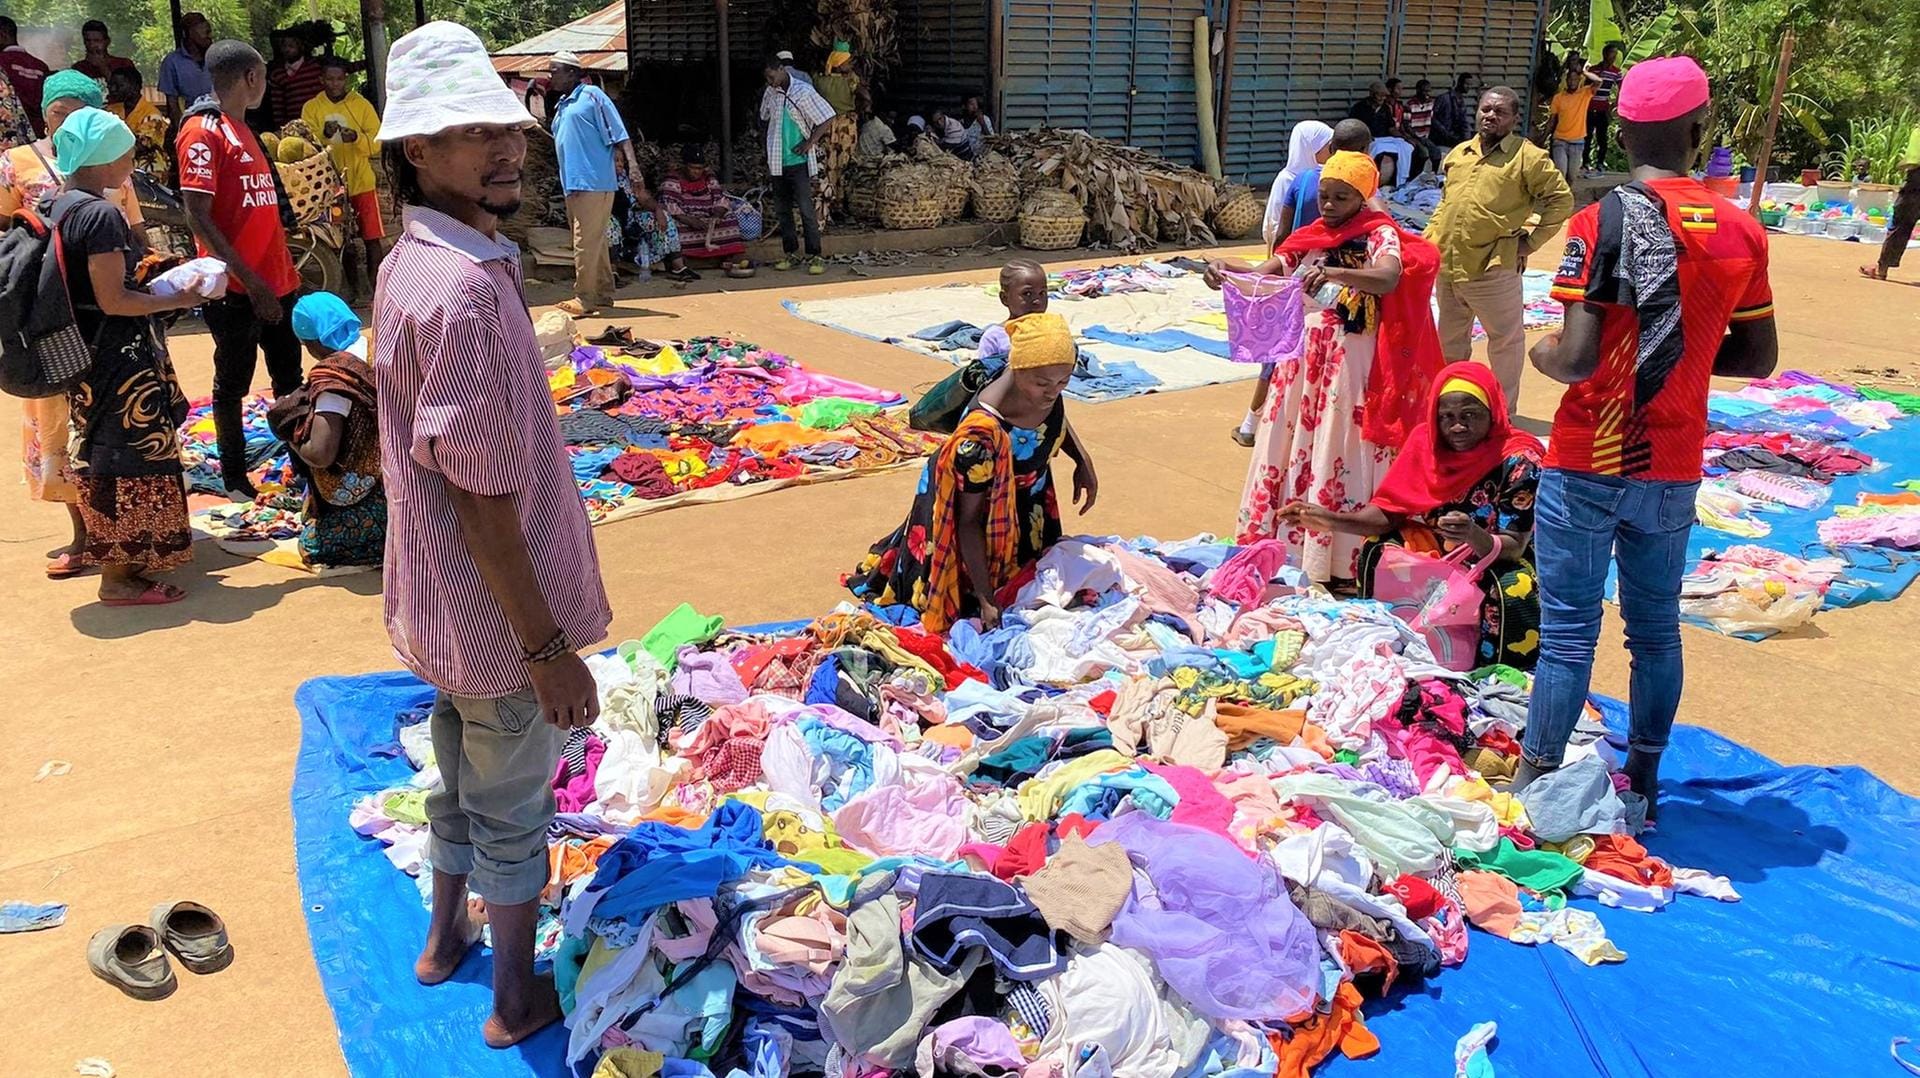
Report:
846,313,1098,631
657,145,747,263
267,292,386,568
1279,362,1544,668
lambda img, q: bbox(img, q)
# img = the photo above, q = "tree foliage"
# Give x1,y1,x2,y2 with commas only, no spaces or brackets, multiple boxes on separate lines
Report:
1550,0,1920,171
9,0,608,73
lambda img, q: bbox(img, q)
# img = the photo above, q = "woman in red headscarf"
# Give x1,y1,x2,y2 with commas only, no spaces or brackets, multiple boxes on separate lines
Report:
1281,361,1546,668
1206,150,1444,584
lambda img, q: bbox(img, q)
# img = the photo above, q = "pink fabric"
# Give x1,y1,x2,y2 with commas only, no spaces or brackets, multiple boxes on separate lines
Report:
552,736,605,812
656,899,720,962
1218,772,1289,852
1144,762,1235,837
1222,605,1303,647
832,774,970,859
1211,539,1290,607
774,365,902,404
672,646,750,705
673,698,777,791
1221,271,1306,365
1105,545,1205,643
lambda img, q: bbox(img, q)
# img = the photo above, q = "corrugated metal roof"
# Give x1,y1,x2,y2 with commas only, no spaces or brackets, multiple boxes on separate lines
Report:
492,1,629,73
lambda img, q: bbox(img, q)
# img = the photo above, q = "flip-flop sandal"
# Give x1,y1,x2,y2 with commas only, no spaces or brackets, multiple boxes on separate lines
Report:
555,299,599,317
101,582,185,607
1860,266,1889,280
665,267,701,282
88,924,177,1000
151,900,234,975
46,553,89,579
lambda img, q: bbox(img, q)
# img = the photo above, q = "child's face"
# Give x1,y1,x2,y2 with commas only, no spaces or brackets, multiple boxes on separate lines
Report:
303,340,333,362
1000,270,1048,318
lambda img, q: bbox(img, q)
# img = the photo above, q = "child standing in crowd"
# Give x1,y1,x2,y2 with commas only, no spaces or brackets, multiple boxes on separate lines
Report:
1523,57,1776,817
268,292,386,569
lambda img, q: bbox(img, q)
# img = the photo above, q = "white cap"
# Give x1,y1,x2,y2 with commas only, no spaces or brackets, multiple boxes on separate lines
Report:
379,21,534,142
550,50,583,70
776,50,795,62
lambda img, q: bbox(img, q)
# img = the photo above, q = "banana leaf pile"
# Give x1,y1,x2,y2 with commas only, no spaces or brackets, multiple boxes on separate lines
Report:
989,128,1229,252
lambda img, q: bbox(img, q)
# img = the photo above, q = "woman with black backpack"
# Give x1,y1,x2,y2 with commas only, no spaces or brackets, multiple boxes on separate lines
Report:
46,108,212,606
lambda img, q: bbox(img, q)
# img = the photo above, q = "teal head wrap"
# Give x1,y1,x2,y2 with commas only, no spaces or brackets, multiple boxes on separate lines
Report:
42,69,105,111
291,292,363,352
50,107,135,171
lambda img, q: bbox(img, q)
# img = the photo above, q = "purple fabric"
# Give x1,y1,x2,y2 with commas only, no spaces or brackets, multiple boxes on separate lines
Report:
1221,272,1305,366
920,1016,1027,1074
1087,812,1318,1020
673,646,751,705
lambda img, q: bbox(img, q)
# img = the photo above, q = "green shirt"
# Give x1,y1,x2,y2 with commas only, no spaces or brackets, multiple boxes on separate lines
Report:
782,108,807,168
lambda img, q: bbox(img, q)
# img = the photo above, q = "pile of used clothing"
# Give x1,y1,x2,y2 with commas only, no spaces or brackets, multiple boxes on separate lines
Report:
192,337,939,541
1683,370,1920,635
546,336,941,522
351,534,1740,1077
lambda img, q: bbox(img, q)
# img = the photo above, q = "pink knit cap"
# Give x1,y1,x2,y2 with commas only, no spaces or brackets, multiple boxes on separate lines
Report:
1616,56,1710,123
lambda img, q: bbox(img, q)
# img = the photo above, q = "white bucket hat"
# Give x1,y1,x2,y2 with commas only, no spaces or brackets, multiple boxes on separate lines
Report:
550,50,583,70
379,21,534,141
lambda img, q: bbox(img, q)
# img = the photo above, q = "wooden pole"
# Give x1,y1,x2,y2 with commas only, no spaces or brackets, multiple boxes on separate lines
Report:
717,0,732,185
170,0,185,49
1193,16,1221,178
413,0,427,27
1216,0,1243,166
987,0,1005,129
1747,27,1794,216
361,0,389,111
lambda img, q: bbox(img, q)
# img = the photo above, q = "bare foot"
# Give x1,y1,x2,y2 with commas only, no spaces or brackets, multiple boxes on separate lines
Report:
414,899,486,986
482,975,562,1048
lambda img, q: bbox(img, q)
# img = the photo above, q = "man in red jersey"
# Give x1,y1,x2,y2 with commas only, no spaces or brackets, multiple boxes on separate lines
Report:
1518,56,1778,820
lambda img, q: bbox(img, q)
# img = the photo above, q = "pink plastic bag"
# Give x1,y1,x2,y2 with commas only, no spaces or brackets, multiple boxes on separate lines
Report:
1369,543,1499,671
1221,271,1305,365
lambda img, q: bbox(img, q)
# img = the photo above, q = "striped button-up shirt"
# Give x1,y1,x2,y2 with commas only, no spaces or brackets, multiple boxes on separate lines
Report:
374,206,611,698
761,79,836,177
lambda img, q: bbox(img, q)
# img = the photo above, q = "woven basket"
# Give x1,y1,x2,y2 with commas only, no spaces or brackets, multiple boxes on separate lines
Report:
940,183,970,221
1212,188,1262,239
881,192,946,230
1020,211,1085,250
275,152,342,227
972,186,1018,222
847,184,879,223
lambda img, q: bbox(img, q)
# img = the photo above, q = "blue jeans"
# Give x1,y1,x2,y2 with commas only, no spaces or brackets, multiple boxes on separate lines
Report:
1522,469,1699,767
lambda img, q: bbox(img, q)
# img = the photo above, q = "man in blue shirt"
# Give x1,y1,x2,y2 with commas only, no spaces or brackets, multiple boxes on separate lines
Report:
158,12,214,124
549,51,642,316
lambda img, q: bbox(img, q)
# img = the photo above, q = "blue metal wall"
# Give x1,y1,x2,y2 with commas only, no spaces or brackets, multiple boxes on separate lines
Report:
999,0,1544,185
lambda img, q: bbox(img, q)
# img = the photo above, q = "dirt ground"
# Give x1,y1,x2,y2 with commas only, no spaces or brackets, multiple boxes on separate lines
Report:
1,232,1916,1076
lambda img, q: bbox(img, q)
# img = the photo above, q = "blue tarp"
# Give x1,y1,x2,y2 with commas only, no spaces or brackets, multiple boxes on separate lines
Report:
294,677,1920,1078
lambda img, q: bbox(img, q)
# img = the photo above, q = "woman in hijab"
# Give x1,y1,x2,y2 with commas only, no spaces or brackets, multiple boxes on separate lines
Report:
1236,121,1336,448
268,291,386,568
4,70,149,579
46,108,211,605
1282,361,1545,667
846,312,1096,631
1206,150,1444,586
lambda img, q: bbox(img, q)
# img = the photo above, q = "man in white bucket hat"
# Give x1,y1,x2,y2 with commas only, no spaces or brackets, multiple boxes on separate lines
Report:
371,21,610,1050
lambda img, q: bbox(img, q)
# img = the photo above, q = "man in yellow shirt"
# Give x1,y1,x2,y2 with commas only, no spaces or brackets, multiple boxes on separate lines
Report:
104,67,168,175
1546,56,1600,183
1425,86,1573,412
302,56,384,296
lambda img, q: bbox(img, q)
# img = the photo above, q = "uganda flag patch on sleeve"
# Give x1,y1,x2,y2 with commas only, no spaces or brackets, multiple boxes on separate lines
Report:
1676,203,1718,233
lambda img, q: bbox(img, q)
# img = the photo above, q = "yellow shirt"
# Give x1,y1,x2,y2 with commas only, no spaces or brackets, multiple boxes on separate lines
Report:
108,97,163,136
301,90,382,196
1426,134,1573,282
1550,85,1596,141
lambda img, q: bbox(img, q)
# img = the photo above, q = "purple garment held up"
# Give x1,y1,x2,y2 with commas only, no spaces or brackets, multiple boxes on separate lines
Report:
1221,271,1305,366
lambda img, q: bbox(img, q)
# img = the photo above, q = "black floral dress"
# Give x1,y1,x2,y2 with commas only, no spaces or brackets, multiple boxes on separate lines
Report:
58,193,192,572
846,400,1066,620
1358,453,1541,669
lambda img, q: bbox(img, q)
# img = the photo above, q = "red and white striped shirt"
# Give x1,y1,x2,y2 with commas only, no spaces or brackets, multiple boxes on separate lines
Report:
374,206,611,698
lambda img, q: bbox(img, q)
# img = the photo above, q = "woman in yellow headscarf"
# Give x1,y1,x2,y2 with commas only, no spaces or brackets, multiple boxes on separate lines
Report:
846,311,1098,630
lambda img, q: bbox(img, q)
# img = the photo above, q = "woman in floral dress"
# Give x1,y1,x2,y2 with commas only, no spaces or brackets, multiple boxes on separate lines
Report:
1205,150,1443,584
1282,362,1545,668
846,313,1097,631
